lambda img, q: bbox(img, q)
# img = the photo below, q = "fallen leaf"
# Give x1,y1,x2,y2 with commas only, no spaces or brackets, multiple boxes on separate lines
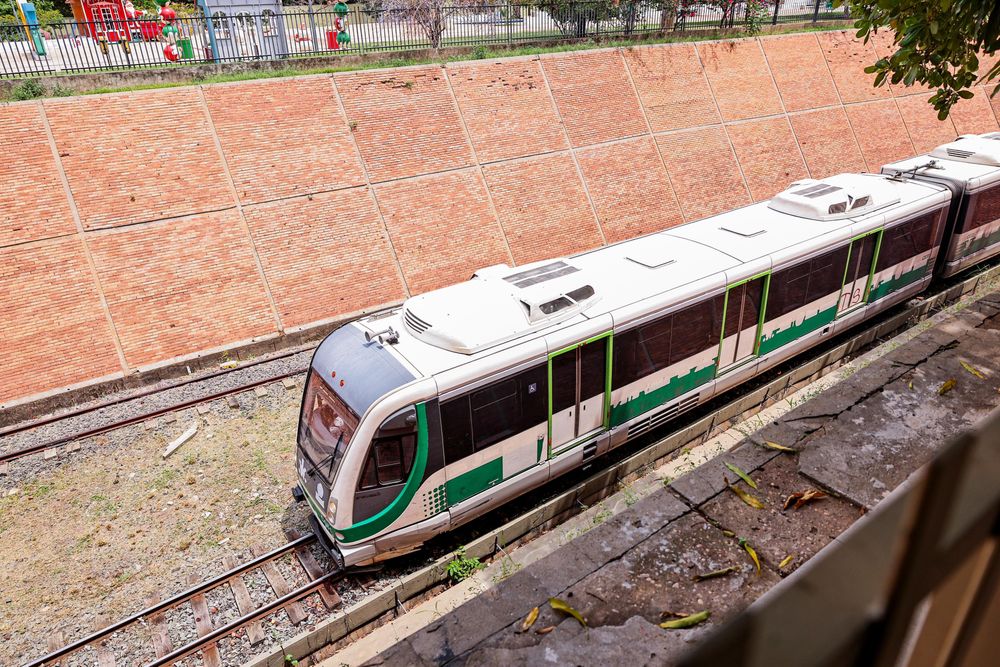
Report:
660,610,710,629
693,565,739,582
779,554,794,569
762,440,797,453
961,361,986,379
549,597,586,627
520,606,539,632
536,625,555,635
721,529,736,538
938,378,957,395
908,380,914,390
725,475,765,509
783,489,828,511
725,462,758,489
739,538,761,574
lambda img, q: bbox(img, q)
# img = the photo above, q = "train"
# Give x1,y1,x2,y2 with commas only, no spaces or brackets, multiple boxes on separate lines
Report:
292,132,1000,568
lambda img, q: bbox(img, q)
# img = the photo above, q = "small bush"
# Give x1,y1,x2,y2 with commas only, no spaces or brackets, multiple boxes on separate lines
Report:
445,546,484,583
10,79,45,101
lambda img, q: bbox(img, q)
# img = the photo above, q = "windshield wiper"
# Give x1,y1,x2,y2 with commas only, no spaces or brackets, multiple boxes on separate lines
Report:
305,430,344,479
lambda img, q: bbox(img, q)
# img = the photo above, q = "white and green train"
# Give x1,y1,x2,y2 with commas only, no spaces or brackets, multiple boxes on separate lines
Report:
295,133,1000,568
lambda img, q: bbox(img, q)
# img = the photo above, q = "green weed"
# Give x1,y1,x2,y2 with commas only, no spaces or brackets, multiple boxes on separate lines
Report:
445,546,484,583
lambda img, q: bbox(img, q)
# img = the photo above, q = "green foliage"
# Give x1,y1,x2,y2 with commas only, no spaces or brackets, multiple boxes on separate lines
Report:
744,0,770,37
445,546,484,582
10,78,45,100
838,0,1000,118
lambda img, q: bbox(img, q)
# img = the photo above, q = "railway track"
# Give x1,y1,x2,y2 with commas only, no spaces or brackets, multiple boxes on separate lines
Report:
26,532,351,667
0,367,307,467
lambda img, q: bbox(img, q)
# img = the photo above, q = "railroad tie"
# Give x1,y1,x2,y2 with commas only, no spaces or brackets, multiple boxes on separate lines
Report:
145,592,174,659
251,544,308,625
288,529,341,609
221,555,266,646
91,617,115,667
186,574,223,667
45,632,64,667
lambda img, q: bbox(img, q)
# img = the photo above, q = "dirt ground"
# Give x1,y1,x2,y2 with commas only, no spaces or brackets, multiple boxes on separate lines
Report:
0,388,311,664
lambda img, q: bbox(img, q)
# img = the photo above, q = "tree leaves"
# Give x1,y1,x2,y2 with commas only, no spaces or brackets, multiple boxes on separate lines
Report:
520,606,539,632
960,360,985,379
842,0,1000,117
693,565,739,582
660,610,711,629
761,441,797,453
739,538,761,574
783,489,828,511
725,475,765,509
549,598,586,627
938,378,957,395
725,462,758,489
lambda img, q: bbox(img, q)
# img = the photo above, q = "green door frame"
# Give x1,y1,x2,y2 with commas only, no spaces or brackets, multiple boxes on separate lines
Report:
547,331,613,458
716,271,771,377
837,229,883,317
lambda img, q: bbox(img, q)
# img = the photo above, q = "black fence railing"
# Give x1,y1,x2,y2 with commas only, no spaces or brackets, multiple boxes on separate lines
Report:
0,1,850,78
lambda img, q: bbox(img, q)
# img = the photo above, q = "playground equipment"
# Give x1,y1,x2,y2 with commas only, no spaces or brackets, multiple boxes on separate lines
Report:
16,2,46,56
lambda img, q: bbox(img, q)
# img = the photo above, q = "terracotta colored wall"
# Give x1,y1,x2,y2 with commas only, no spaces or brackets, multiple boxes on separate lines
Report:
3,31,1000,407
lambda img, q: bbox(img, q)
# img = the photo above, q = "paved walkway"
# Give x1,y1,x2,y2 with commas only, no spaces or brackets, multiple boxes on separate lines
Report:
331,289,1000,666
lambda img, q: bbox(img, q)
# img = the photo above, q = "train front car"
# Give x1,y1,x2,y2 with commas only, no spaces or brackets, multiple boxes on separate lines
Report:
883,132,1000,278
295,322,439,568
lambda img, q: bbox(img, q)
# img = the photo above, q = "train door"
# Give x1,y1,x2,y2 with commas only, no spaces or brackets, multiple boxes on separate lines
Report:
837,231,882,316
548,333,611,456
717,273,769,374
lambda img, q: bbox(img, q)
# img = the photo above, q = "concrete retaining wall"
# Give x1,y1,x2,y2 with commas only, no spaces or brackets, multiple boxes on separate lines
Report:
3,30,999,409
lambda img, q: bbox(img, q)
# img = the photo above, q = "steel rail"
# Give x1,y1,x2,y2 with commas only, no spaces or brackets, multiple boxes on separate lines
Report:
24,534,316,667
144,570,345,667
0,347,310,440
0,368,306,465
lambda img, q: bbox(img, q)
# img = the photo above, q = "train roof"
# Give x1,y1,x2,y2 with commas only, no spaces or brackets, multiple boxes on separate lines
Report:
348,172,948,379
882,133,1000,192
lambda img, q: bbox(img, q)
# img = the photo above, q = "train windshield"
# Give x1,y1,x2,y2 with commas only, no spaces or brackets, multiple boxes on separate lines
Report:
299,372,359,483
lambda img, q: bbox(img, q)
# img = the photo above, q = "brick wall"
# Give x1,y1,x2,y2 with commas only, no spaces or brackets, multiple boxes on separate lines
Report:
3,30,999,407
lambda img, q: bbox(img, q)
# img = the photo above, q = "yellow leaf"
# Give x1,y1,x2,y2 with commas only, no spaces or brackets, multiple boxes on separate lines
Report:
739,538,761,573
725,462,758,489
722,529,736,538
520,606,539,632
536,625,555,635
762,441,797,452
725,475,765,509
660,610,710,629
938,378,957,395
783,489,828,511
908,380,914,390
961,360,986,379
779,554,794,569
549,597,586,627
693,565,739,582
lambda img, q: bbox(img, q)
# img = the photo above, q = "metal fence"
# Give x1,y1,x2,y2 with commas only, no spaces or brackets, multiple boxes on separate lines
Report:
0,1,850,78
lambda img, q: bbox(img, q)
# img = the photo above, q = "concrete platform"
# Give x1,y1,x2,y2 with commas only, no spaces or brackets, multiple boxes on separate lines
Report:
328,290,1000,667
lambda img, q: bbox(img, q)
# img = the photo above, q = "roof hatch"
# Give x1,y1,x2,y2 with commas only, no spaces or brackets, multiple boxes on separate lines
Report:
930,133,1000,167
400,258,598,354
768,174,897,221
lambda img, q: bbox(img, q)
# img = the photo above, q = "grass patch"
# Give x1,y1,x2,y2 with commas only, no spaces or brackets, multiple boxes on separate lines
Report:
152,467,179,490
4,22,851,101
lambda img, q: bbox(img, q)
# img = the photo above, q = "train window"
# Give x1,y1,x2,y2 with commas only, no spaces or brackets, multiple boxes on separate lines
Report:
612,295,723,391
669,298,720,364
612,328,652,390
969,186,1000,230
441,364,548,461
471,379,518,450
806,245,850,304
551,351,577,413
876,212,938,272
580,338,607,400
765,245,849,322
640,314,673,371
441,396,473,464
358,435,416,489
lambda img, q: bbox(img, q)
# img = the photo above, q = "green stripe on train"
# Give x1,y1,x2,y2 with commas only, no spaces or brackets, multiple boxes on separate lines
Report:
958,226,1000,259
609,363,716,427
869,264,929,303
445,457,504,506
758,305,838,357
336,402,429,544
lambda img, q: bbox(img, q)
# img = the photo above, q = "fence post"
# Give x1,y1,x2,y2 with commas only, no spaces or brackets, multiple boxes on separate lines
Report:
772,0,780,25
506,0,513,46
812,0,821,23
